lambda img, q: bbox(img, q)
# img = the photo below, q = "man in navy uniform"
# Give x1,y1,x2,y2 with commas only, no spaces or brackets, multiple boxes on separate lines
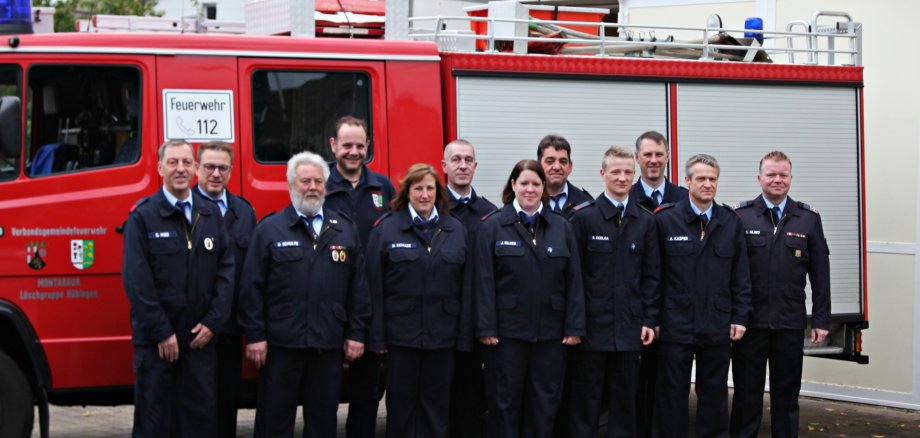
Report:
443,139,498,237
238,151,370,438
122,139,234,438
653,153,752,438
441,139,496,438
538,134,592,218
630,130,687,214
193,141,257,438
730,151,831,438
323,115,395,437
566,146,661,437
631,130,688,437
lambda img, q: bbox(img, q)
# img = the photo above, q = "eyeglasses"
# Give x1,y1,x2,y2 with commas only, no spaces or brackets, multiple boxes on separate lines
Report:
202,163,231,174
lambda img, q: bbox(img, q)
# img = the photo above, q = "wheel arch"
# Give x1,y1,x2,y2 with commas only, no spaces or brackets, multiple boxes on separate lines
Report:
0,300,51,394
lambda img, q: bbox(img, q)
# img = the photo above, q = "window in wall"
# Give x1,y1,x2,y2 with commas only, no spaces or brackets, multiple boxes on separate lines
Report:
251,70,371,163
26,65,141,177
0,66,21,182
203,4,217,20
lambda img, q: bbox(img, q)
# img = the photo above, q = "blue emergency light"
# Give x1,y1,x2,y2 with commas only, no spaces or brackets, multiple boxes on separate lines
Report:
0,0,33,34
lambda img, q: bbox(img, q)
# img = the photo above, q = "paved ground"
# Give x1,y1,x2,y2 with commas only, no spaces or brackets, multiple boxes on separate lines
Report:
31,391,920,437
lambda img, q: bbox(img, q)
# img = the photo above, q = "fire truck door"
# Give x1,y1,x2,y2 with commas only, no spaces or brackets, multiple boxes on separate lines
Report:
156,55,241,194
235,58,387,216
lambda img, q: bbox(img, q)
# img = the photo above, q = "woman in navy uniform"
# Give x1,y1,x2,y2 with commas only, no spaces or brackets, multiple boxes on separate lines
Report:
475,159,585,438
366,164,471,438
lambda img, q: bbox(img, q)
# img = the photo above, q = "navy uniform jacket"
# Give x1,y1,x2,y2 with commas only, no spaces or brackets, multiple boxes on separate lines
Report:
735,197,831,330
325,164,396,245
122,189,235,347
366,209,470,351
475,204,586,342
237,205,371,350
655,200,752,346
194,188,257,334
570,196,661,352
558,181,593,218
447,188,498,242
629,179,688,212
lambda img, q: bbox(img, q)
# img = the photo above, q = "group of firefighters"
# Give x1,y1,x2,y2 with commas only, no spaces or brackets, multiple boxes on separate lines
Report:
121,115,830,438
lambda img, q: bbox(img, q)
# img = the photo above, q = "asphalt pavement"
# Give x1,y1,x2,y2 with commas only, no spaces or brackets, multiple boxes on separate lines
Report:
31,391,920,437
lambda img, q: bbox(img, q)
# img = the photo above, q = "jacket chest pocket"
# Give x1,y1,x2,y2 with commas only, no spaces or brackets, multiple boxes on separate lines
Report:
745,235,766,248
665,241,694,256
784,237,809,261
494,245,524,257
388,248,420,263
714,243,735,259
149,238,182,255
236,233,251,249
271,246,305,262
543,245,571,273
441,250,465,266
148,238,182,274
586,240,613,253
627,241,643,261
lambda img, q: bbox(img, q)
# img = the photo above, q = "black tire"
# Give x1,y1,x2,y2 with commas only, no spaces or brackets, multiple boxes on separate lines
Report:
0,351,34,438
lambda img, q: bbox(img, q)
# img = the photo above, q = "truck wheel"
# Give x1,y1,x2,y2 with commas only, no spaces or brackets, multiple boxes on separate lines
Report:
0,351,34,438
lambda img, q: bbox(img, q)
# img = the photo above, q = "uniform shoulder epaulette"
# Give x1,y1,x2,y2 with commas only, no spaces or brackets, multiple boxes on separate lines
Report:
636,203,654,215
722,203,742,217
481,209,501,222
733,200,754,210
129,196,151,213
337,210,356,224
573,200,594,212
233,194,254,209
797,201,820,215
653,202,675,214
373,211,393,227
257,211,277,224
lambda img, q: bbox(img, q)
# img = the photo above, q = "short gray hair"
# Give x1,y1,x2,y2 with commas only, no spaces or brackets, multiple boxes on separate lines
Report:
158,139,192,161
685,154,720,177
443,138,476,162
286,151,330,186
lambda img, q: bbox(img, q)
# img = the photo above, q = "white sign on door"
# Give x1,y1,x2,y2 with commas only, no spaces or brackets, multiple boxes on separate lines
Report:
163,89,235,142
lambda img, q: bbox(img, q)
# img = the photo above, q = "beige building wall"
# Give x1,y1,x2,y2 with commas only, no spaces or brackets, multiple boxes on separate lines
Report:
622,0,919,408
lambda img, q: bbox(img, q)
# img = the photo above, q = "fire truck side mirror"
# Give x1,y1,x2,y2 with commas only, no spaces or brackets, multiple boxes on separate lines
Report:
0,96,21,159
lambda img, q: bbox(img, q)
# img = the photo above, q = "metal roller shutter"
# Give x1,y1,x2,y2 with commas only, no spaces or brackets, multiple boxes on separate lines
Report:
675,83,862,316
455,76,668,203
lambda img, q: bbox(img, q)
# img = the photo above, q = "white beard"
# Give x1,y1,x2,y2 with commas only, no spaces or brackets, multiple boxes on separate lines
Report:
291,191,324,216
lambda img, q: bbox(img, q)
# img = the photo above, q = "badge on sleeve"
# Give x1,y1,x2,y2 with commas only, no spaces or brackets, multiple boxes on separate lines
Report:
794,249,802,258
371,191,384,210
204,237,214,251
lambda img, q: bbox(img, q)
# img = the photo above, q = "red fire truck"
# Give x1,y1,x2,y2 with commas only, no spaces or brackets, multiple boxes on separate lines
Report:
0,5,867,437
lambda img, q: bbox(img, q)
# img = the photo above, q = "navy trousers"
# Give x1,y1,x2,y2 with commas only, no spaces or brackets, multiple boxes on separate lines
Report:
652,341,732,438
730,328,804,438
132,344,216,438
253,347,343,438
483,339,567,438
385,346,454,438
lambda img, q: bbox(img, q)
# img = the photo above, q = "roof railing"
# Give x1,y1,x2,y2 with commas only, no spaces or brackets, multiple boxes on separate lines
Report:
407,11,861,66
